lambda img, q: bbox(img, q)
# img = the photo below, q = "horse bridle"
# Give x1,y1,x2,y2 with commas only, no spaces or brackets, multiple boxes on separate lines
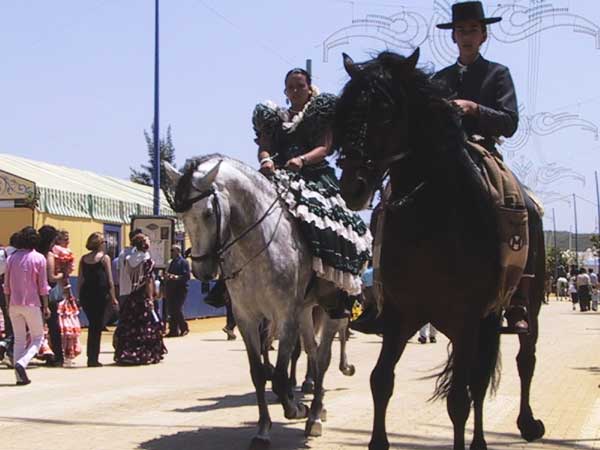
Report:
184,184,285,280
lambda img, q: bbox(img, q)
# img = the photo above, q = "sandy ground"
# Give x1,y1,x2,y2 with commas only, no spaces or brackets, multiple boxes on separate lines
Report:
0,300,599,450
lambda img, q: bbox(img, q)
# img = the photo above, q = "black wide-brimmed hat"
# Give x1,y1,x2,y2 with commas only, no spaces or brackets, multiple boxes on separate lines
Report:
436,1,502,30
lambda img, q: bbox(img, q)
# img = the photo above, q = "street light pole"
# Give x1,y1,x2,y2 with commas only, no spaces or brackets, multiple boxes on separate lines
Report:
152,0,161,215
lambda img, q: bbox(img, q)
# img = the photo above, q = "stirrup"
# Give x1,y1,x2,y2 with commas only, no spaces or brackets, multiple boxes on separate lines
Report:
501,306,529,335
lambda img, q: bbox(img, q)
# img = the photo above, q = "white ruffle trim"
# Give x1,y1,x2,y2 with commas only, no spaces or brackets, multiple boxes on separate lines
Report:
312,257,363,295
275,172,373,254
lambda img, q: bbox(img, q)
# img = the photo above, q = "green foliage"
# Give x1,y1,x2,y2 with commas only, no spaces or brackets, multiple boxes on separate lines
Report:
546,246,569,276
592,234,600,256
130,125,176,190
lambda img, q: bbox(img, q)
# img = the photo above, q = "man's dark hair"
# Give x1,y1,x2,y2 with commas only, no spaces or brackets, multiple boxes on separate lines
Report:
37,225,58,256
20,226,40,250
129,228,143,241
588,268,594,274
9,232,22,249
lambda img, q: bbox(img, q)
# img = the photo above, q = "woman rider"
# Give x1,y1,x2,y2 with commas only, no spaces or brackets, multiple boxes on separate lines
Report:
252,68,372,318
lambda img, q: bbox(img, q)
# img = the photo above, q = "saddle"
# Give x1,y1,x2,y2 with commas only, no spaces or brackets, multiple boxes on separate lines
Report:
465,140,529,315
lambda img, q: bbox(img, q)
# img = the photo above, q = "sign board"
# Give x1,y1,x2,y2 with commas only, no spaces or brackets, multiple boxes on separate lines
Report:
130,215,175,269
0,170,35,201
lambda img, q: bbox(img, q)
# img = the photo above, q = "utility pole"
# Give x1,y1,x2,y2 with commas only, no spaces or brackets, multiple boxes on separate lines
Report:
594,170,600,274
573,193,579,268
306,59,312,77
552,208,558,279
152,0,161,215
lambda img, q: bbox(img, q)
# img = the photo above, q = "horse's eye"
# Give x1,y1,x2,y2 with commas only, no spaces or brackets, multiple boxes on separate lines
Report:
203,209,213,219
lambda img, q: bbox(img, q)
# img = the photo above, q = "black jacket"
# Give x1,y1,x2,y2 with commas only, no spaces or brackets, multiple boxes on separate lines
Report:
433,55,519,151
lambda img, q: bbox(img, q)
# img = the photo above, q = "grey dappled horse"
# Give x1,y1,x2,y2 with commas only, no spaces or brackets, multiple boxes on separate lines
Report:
165,155,348,448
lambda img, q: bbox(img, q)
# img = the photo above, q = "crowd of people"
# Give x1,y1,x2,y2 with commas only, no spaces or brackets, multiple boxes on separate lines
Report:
0,226,189,384
548,265,599,312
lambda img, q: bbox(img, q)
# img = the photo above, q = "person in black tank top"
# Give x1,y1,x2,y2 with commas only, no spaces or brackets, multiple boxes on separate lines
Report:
77,232,117,367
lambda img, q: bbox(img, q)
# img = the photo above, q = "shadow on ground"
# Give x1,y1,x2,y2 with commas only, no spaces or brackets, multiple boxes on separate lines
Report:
138,423,309,450
173,392,278,413
571,366,600,374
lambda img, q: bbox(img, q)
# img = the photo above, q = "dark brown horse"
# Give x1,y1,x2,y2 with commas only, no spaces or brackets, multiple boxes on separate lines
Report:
334,49,545,450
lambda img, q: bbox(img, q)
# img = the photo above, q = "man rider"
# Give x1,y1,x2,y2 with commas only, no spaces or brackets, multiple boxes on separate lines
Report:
434,1,536,334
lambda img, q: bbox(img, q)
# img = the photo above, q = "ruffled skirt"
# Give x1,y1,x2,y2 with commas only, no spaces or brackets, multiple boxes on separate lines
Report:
273,169,372,295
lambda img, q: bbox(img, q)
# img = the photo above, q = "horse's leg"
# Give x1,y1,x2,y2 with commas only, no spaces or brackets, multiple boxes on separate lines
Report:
338,319,355,376
469,314,502,450
446,328,480,450
272,317,308,420
260,319,275,381
302,309,337,437
369,330,410,450
237,319,272,448
302,307,321,395
517,210,545,442
290,337,301,389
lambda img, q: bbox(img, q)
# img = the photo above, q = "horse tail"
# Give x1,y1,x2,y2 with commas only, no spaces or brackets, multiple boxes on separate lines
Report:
431,313,502,400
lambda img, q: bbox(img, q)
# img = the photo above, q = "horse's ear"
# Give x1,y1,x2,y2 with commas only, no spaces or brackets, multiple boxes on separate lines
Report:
343,53,360,78
192,159,223,191
405,47,420,71
163,161,181,187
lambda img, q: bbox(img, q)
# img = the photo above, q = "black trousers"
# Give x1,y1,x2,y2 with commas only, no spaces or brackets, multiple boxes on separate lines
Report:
47,302,64,363
83,303,105,364
0,289,13,339
167,289,188,335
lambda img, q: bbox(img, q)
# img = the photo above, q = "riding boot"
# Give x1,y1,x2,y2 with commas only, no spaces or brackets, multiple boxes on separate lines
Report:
502,276,531,334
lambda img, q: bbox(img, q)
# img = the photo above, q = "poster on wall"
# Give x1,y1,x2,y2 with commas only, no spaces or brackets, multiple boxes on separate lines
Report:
130,215,175,269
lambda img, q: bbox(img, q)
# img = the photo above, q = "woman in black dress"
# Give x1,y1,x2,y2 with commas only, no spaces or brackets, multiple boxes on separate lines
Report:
78,232,117,367
114,234,166,365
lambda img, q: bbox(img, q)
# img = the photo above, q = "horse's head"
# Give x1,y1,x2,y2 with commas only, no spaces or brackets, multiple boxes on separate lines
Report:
165,157,231,282
335,49,421,210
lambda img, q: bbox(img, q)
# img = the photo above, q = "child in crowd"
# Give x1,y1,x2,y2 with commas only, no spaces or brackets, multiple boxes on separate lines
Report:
53,231,81,367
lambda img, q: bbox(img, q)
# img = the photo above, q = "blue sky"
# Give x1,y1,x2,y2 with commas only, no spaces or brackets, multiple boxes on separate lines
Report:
2,0,599,232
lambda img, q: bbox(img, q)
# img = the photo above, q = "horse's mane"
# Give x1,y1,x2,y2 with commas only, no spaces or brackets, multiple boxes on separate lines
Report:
171,153,274,212
336,51,464,159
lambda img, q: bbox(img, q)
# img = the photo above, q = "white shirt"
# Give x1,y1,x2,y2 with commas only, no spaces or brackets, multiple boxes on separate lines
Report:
117,247,135,296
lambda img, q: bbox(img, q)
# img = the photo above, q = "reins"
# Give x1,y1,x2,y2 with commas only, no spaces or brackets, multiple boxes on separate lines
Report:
186,180,288,281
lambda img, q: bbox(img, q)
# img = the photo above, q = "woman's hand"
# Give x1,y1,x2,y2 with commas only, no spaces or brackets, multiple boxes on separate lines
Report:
42,306,51,320
259,160,275,175
111,297,119,306
284,157,304,172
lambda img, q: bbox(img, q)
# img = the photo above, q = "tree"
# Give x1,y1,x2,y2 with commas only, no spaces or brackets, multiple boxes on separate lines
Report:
130,125,176,190
592,235,600,257
546,246,568,277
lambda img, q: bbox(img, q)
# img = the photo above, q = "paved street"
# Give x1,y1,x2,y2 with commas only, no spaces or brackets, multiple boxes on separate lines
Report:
0,299,598,450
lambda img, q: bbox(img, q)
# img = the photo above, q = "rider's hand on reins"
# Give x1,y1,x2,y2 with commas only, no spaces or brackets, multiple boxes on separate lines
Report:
452,99,479,117
284,157,303,172
259,160,275,175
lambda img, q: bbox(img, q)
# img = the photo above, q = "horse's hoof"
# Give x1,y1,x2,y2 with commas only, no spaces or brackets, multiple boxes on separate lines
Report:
301,380,315,394
285,402,309,420
368,438,390,450
469,438,487,450
305,419,323,437
320,408,328,422
341,364,356,377
518,418,545,442
249,436,270,450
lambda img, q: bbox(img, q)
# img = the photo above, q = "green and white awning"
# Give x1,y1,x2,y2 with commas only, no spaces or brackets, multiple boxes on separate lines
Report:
0,153,174,223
